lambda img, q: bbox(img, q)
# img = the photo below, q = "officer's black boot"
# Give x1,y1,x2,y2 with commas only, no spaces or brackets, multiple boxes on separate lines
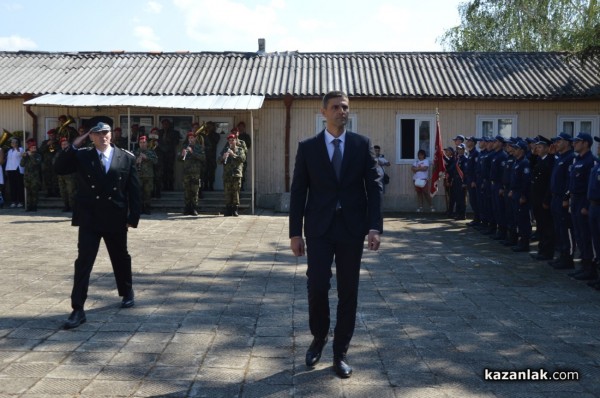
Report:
232,205,239,217
573,259,598,280
503,230,519,246
553,254,575,269
511,238,530,252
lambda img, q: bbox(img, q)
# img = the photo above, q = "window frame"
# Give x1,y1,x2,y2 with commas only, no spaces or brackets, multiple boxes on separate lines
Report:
556,115,599,137
476,114,518,139
395,114,435,165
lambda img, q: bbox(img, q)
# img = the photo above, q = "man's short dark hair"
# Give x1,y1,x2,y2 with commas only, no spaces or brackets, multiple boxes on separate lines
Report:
374,145,381,150
322,90,348,108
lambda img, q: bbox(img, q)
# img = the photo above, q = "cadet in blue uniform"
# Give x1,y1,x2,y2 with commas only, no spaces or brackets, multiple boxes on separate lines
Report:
501,140,518,246
475,138,490,229
567,132,596,280
548,133,576,269
508,141,532,252
490,136,508,240
481,138,496,234
452,144,468,219
587,135,600,289
530,136,555,260
465,137,480,226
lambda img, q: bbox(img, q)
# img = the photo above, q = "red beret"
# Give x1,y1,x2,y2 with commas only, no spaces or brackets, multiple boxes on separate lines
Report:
150,128,158,133
230,127,239,134
187,131,195,138
26,139,36,148
59,137,68,143
114,127,122,132
139,135,147,143
227,134,236,140
47,129,56,135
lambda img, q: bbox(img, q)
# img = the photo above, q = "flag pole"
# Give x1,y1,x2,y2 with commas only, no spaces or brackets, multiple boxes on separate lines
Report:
430,108,446,199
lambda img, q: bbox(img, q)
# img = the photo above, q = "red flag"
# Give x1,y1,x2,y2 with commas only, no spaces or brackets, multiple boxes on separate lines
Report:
430,114,446,197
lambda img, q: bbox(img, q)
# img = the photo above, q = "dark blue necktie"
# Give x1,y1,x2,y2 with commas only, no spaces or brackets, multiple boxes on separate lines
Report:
332,138,342,180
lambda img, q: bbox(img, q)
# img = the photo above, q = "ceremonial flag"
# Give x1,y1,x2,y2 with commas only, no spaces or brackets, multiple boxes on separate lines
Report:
430,112,446,197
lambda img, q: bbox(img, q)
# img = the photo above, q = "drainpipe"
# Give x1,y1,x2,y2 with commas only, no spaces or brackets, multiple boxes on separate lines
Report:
284,94,294,192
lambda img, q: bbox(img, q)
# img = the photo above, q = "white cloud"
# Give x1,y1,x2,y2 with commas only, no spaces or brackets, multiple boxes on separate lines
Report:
173,0,287,51
134,26,162,51
146,1,163,14
0,35,36,51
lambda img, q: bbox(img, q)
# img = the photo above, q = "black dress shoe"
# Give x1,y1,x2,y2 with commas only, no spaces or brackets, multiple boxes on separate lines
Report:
64,309,86,329
121,290,135,308
333,356,353,378
305,337,328,367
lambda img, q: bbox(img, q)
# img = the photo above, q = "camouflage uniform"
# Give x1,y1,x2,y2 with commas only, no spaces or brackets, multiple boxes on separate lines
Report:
179,142,206,214
134,147,158,213
20,151,42,211
221,144,246,216
39,138,59,196
202,124,220,191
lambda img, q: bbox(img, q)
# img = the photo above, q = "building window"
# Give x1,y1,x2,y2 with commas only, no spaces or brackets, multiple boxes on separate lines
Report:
315,114,357,134
557,116,598,137
119,115,155,136
476,115,517,139
157,115,194,141
395,115,434,163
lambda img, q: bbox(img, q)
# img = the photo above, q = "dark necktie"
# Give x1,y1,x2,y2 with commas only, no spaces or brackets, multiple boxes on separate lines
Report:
99,153,106,173
332,138,342,180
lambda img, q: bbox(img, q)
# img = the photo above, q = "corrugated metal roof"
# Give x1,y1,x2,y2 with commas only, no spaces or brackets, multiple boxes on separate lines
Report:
23,94,265,110
1,51,599,100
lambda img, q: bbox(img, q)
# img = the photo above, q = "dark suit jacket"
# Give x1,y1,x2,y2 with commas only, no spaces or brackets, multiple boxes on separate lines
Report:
289,131,383,239
55,144,141,230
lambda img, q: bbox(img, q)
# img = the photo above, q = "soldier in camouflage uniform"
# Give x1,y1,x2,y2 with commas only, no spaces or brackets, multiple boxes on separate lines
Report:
148,128,162,198
20,139,42,212
55,138,77,212
219,133,246,216
134,135,158,215
39,129,60,197
179,132,206,216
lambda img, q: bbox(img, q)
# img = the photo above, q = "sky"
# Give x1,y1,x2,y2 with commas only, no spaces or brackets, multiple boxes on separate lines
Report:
0,0,464,53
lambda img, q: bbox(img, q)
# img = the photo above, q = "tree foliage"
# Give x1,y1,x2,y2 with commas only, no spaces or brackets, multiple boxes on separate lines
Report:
440,0,600,63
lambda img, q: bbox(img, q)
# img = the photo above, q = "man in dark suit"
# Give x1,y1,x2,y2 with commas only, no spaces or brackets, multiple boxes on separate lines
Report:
289,91,383,378
530,136,555,260
55,122,141,329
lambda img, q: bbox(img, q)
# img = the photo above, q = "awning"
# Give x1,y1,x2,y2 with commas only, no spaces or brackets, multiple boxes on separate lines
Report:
23,94,265,110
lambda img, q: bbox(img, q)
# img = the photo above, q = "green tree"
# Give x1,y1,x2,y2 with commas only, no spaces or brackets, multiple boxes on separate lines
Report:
440,0,600,62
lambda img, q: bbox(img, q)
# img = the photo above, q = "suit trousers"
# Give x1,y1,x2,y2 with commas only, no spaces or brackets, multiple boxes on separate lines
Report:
306,211,364,357
71,225,132,310
492,183,506,229
467,185,479,221
532,200,554,256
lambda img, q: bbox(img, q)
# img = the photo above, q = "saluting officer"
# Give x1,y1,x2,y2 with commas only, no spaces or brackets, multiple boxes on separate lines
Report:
529,136,555,260
548,133,576,269
566,132,596,280
508,140,532,252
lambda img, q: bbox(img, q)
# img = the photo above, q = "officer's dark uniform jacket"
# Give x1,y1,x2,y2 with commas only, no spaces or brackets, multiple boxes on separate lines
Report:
510,156,531,201
531,154,555,206
589,160,600,201
54,144,141,230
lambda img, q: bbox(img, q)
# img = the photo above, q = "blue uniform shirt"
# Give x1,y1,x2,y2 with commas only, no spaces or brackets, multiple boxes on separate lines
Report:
587,162,600,201
510,156,531,200
568,150,594,195
550,149,575,196
490,149,508,184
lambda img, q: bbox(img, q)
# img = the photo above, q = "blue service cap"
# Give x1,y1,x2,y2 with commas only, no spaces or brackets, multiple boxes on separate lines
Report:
594,136,600,143
554,132,572,141
510,141,528,151
572,132,593,146
444,146,455,153
494,135,506,143
524,137,536,144
457,143,466,150
452,134,465,141
89,122,111,133
466,136,478,142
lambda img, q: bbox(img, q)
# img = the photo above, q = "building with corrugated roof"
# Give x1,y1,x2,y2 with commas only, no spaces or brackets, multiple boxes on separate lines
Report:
1,44,599,211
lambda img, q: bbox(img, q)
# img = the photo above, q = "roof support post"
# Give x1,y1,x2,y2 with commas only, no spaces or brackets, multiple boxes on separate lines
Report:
283,94,294,192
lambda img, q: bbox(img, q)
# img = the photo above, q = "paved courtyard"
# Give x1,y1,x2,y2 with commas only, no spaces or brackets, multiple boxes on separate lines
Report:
0,209,599,397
